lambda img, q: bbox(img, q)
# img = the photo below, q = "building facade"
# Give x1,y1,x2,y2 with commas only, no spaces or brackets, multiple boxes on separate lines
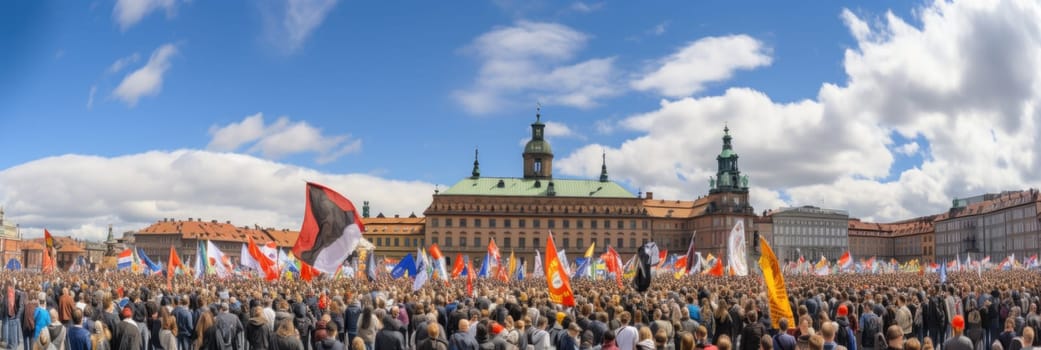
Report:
767,206,849,263
934,190,1041,262
133,218,298,269
848,219,892,261
0,207,21,266
422,114,756,268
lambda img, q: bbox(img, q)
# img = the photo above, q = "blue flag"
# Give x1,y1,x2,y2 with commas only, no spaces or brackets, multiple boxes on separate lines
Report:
939,259,947,284
515,261,525,281
573,257,590,279
391,253,417,279
477,254,489,278
365,249,378,282
138,248,162,274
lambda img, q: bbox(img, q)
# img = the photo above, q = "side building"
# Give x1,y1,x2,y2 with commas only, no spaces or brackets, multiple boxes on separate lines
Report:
0,207,21,266
934,189,1041,262
766,206,849,263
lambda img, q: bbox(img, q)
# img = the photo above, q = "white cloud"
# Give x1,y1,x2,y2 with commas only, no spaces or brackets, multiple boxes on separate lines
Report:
113,0,177,31
561,0,1041,222
208,113,361,164
263,0,338,54
894,142,919,156
651,21,669,36
570,2,603,13
86,85,97,110
108,53,140,74
544,121,576,138
631,35,773,98
113,43,178,107
0,150,433,241
454,21,621,114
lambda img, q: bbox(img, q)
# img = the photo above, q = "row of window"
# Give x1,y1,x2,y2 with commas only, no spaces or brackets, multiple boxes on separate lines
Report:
421,236,643,250
431,218,649,230
372,237,425,248
776,236,847,247
775,226,847,237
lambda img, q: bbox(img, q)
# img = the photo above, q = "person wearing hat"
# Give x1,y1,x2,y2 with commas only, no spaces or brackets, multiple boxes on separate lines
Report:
114,307,143,350
943,315,973,350
831,305,855,350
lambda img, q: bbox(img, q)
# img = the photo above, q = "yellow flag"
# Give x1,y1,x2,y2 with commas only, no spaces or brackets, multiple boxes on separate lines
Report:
758,237,794,330
508,251,517,277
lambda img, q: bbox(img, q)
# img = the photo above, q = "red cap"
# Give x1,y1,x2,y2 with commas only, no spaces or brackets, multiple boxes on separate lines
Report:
952,315,964,329
491,323,504,335
837,304,848,316
121,307,133,319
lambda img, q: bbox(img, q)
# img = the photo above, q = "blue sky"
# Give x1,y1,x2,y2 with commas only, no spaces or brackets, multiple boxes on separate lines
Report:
3,0,1039,240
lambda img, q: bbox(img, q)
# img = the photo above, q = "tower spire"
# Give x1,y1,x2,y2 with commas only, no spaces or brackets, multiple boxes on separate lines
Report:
471,147,481,178
599,150,609,182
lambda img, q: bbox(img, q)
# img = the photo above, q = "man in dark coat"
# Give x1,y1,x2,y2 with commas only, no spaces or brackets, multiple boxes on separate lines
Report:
115,307,143,350
215,303,243,350
374,316,405,350
449,320,479,350
174,296,195,350
67,309,92,350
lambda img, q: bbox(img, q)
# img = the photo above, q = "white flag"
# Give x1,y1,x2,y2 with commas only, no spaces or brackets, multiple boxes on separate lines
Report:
727,221,748,276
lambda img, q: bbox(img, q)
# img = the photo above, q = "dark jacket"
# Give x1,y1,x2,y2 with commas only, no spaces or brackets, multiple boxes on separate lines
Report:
418,337,449,350
738,322,764,350
450,331,480,350
314,338,346,350
215,312,243,350
345,304,362,336
115,321,143,350
68,325,93,350
174,306,195,340
375,327,406,350
274,334,305,350
246,317,273,350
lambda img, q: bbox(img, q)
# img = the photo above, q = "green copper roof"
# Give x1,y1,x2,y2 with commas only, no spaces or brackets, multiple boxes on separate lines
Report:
524,139,552,154
441,177,635,198
719,148,737,158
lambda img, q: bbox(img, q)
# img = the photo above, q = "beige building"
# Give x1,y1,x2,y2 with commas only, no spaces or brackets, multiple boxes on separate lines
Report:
0,208,21,266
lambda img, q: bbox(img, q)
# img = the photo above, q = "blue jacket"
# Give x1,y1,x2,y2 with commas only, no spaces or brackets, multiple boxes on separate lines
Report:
33,306,50,339
68,325,93,350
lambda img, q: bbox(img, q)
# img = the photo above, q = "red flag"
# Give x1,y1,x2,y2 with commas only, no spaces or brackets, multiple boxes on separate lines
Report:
300,260,318,281
674,256,688,271
42,244,55,274
707,260,724,277
545,233,575,306
451,253,465,278
656,249,669,268
428,244,444,260
44,229,55,249
601,246,623,288
293,182,365,274
248,236,279,280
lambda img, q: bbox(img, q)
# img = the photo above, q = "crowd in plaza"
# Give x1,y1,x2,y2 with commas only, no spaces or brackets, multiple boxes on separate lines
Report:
0,269,1040,350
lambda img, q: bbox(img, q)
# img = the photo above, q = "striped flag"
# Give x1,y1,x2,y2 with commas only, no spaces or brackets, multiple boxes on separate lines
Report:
118,249,134,270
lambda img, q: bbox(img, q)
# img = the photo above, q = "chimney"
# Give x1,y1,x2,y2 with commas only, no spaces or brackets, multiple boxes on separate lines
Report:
188,217,193,222
646,192,653,200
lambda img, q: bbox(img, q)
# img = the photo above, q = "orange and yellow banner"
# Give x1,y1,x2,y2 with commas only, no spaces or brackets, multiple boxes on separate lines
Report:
545,233,575,306
758,237,794,329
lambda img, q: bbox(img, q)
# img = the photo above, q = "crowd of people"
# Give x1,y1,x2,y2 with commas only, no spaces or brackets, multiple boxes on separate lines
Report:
1,269,1040,350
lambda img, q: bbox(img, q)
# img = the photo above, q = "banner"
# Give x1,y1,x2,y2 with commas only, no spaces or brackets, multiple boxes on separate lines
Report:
545,233,575,306
727,221,748,276
758,237,794,329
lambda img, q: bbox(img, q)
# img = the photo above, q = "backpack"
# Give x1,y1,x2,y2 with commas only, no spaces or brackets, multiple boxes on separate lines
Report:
861,314,880,348
930,298,946,324
912,306,922,328
23,300,37,333
834,322,851,350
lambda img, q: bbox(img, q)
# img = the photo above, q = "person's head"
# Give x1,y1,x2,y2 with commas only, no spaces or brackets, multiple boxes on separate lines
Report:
427,322,440,339
780,318,790,331
459,319,470,332
38,327,51,346
620,311,632,326
820,322,837,342
808,335,824,350
352,337,365,350
73,308,84,326
695,326,708,343
760,335,773,350
1005,317,1015,331
905,338,921,350
799,315,812,331
951,315,965,335
1023,327,1035,346
604,329,617,345
992,339,1004,350
717,335,732,350
886,325,904,349
639,327,653,341
654,330,668,348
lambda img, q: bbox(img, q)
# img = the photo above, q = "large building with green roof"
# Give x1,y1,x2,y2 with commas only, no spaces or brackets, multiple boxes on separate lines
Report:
421,112,756,267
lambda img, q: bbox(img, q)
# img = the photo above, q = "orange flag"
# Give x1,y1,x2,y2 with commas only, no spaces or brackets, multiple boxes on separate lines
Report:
42,244,55,274
167,246,183,290
466,258,474,296
451,253,465,278
707,259,724,277
247,236,279,280
545,233,575,306
300,260,318,281
44,229,55,249
758,237,794,329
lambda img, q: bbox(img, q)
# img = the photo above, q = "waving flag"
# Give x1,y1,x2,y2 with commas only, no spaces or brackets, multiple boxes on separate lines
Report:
168,246,183,281
205,241,233,278
814,256,830,276
413,250,431,291
487,238,501,276
838,251,852,272
246,236,279,280
684,231,698,273
531,250,543,277
727,220,749,276
138,248,162,274
601,246,623,288
292,182,366,274
466,257,474,296
634,241,659,292
758,237,793,329
118,249,134,270
706,259,723,277
545,233,575,306
515,261,525,281
451,252,465,278
429,244,449,281
939,259,948,284
507,251,517,278
364,249,377,281
391,253,416,279
477,254,489,278
194,241,206,279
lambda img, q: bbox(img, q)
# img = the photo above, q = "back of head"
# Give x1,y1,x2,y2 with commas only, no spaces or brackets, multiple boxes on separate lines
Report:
885,325,903,343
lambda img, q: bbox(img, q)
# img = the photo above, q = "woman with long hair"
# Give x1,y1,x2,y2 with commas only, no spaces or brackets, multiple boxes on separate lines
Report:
356,306,379,350
195,311,216,350
90,321,111,350
159,315,178,350
247,306,273,350
275,318,305,350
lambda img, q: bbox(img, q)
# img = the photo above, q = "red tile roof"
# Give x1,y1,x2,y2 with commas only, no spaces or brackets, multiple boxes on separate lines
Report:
21,241,43,251
137,219,299,248
643,197,710,219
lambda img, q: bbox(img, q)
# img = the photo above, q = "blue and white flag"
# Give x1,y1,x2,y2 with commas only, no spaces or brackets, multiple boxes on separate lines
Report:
939,259,947,284
391,253,416,279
